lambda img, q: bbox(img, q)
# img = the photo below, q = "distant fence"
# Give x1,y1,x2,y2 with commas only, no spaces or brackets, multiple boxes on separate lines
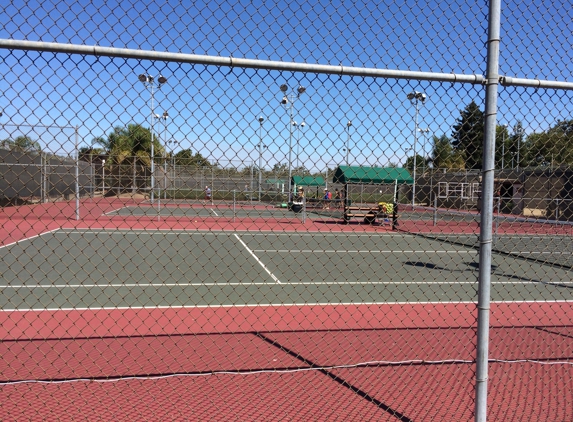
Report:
0,149,92,205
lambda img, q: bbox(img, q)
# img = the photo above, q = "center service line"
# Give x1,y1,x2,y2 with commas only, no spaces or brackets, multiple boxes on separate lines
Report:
233,233,282,284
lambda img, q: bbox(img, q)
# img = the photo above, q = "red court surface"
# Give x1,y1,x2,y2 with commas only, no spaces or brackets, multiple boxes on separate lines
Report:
1,372,393,421
2,303,573,421
2,197,571,240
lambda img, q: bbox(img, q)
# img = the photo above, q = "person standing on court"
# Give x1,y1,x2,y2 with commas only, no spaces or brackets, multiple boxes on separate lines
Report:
334,188,342,208
296,187,305,202
323,188,332,209
204,185,212,205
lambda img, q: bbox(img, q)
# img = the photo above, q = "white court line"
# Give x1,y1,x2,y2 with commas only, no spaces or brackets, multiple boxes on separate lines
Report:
103,207,126,216
4,280,572,289
53,228,419,238
252,249,477,254
50,231,567,257
0,228,61,250
209,208,219,216
5,299,573,312
234,233,282,284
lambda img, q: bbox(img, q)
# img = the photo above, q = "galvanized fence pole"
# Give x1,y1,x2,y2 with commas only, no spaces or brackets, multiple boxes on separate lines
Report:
475,0,502,419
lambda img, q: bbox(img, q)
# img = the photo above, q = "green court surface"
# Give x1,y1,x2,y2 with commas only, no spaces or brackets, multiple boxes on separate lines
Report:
105,204,344,220
1,229,572,310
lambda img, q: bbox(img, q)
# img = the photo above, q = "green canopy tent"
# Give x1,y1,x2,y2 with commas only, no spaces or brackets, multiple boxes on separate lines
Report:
332,166,413,185
291,175,326,199
333,165,413,207
332,166,413,228
266,179,287,192
291,175,326,186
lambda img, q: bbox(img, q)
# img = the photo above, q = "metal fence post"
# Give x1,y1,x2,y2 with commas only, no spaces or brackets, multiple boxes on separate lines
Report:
475,0,502,420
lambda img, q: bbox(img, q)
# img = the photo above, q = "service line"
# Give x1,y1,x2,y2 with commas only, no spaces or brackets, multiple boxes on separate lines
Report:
234,233,282,284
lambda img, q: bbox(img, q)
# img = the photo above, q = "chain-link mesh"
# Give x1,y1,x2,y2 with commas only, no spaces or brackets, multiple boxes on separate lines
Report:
1,1,573,420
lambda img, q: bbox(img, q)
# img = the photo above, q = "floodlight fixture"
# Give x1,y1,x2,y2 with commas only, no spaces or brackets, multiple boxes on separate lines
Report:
259,116,264,123
407,91,426,102
158,75,167,84
138,74,148,83
280,84,288,92
297,86,306,94
163,111,169,118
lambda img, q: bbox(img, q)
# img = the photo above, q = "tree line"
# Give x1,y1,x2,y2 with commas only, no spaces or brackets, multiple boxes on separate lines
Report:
407,100,572,172
4,106,573,173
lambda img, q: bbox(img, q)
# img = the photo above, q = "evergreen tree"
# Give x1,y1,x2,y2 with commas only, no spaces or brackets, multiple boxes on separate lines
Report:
173,148,211,167
451,101,484,169
431,134,465,170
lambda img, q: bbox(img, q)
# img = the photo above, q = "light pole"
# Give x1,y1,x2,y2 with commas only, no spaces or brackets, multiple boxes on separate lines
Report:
345,121,352,165
407,91,426,207
156,111,169,203
292,121,306,171
168,139,177,196
280,84,306,201
258,115,264,201
418,128,430,173
138,73,167,205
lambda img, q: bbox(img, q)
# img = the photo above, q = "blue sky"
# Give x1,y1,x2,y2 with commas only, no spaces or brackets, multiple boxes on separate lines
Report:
1,0,572,171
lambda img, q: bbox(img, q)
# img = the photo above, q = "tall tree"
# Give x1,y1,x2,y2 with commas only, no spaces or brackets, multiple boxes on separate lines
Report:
404,154,427,172
520,119,573,167
431,134,465,170
451,101,484,170
91,124,165,166
91,135,110,152
2,135,41,153
173,148,211,167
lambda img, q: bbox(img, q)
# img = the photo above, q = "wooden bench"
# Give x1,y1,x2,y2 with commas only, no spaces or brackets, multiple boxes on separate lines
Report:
343,205,389,224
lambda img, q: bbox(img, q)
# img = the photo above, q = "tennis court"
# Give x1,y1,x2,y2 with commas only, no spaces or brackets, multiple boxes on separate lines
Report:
2,226,573,420
2,228,573,310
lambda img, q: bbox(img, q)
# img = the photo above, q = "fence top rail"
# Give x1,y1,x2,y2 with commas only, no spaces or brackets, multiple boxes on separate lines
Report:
0,39,484,85
4,39,573,90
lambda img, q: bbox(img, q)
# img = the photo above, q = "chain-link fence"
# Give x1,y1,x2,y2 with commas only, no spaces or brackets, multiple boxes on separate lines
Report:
2,1,573,421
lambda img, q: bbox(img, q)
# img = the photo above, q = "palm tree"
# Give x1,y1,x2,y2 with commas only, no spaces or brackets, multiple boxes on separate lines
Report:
6,136,42,153
93,124,165,193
